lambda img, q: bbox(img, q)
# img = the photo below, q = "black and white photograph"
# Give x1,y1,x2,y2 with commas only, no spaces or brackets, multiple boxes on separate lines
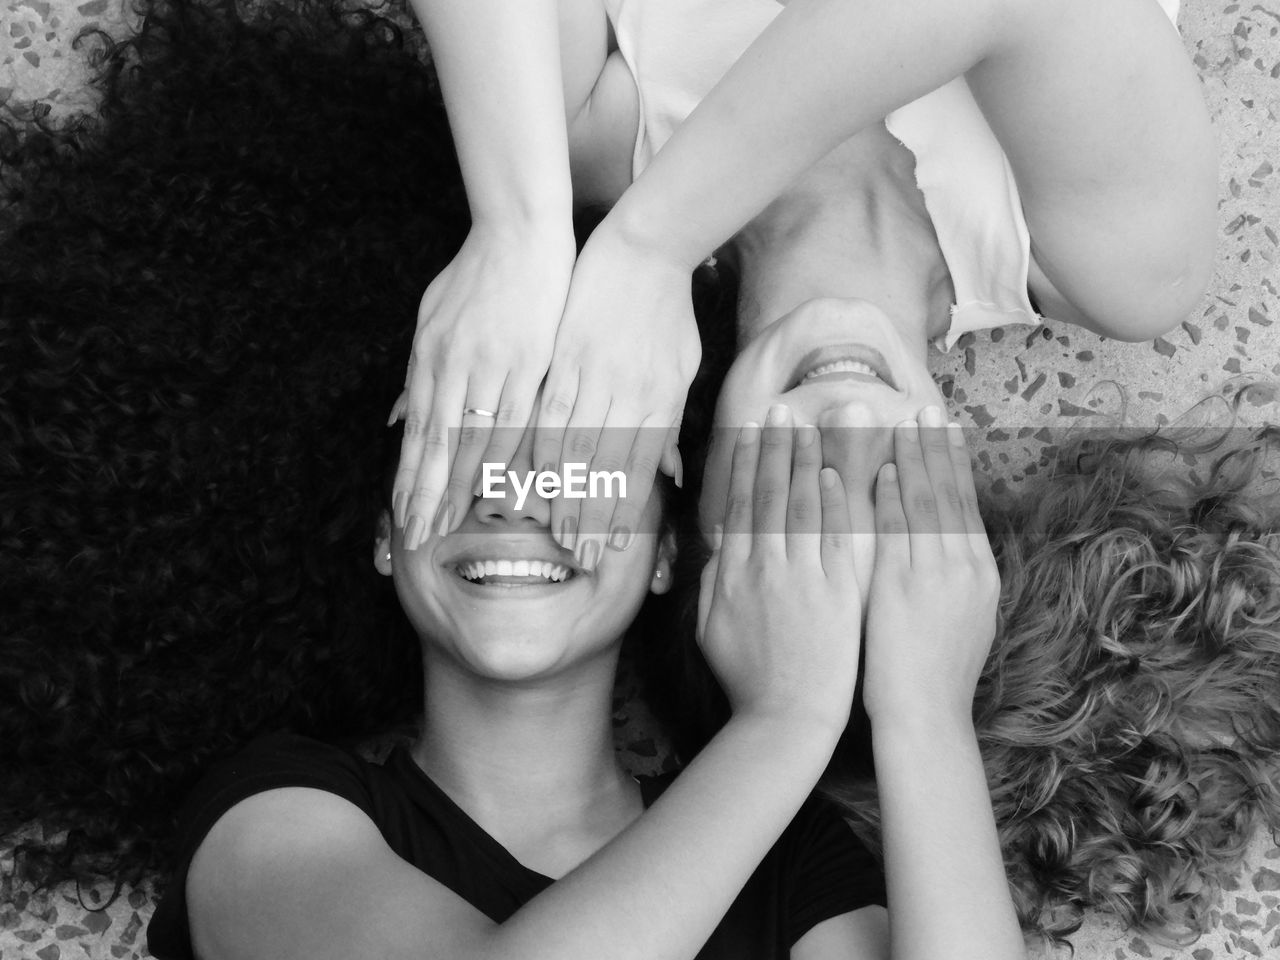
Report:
2,1,1279,957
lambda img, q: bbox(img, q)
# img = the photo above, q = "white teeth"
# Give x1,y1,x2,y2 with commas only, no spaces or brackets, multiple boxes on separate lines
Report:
802,359,878,383
457,560,571,583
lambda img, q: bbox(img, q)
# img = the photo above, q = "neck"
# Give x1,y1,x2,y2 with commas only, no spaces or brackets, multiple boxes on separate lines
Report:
730,131,953,353
412,648,633,850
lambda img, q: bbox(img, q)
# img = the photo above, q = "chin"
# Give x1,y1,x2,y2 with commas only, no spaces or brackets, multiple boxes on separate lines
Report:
448,626,617,686
447,631,562,680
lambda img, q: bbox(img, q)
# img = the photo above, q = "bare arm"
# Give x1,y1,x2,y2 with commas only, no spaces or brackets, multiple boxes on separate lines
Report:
604,0,1214,336
407,0,572,227
863,413,1025,960
189,715,839,960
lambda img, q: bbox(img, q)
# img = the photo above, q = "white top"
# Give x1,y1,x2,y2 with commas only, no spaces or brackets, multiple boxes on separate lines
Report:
603,0,1182,350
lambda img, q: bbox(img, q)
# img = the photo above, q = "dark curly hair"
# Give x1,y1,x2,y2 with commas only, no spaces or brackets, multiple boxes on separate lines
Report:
1,0,460,885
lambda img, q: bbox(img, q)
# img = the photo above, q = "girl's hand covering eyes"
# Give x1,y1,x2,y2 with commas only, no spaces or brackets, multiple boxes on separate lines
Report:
863,408,1000,728
391,222,575,547
696,405,862,735
535,225,701,570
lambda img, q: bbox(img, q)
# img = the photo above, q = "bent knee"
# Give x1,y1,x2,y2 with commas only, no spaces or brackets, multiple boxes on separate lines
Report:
1088,263,1214,343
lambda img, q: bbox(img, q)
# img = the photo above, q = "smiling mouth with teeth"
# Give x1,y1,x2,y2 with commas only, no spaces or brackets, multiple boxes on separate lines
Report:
456,559,575,586
800,359,882,384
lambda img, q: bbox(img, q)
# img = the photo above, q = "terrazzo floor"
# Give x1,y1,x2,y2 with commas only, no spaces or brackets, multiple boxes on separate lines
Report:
3,0,1279,957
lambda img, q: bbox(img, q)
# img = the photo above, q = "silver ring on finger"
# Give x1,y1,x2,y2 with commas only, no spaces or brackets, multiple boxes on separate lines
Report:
463,408,497,419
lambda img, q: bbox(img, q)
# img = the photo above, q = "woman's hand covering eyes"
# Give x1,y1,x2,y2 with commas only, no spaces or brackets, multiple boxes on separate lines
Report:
535,224,701,569
697,404,861,733
391,223,575,547
862,407,1000,727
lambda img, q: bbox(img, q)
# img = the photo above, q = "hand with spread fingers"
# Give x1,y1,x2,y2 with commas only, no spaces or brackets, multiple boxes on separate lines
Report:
696,404,861,734
863,405,1001,728
391,223,576,548
535,224,701,571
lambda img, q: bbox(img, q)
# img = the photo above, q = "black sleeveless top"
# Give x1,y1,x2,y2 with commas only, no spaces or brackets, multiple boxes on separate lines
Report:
148,732,885,959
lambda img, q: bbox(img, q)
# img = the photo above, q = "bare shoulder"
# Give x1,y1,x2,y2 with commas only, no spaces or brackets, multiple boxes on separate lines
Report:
968,0,1217,339
187,788,492,960
791,905,889,960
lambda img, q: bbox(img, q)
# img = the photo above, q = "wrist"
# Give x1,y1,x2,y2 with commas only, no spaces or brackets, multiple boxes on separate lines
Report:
870,706,977,750
731,699,850,751
469,207,575,254
598,191,707,273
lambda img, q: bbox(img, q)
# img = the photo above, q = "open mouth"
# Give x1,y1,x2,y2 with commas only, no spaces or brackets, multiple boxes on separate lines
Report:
787,344,898,391
454,559,577,587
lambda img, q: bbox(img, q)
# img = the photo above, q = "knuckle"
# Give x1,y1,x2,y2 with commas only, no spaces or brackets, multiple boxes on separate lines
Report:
542,392,576,419
882,517,909,536
725,493,752,523
458,423,488,447
569,433,598,458
753,487,780,510
402,414,427,439
910,493,938,516
627,450,660,477
495,399,522,425
788,497,815,521
591,454,625,474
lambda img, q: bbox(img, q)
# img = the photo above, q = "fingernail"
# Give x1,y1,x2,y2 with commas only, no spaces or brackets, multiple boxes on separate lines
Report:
540,463,555,476
920,405,944,427
673,457,684,489
898,420,918,440
577,538,600,572
393,491,408,528
739,422,760,444
561,516,578,551
880,463,898,481
797,424,818,447
712,523,724,551
386,407,399,428
766,404,789,426
820,467,838,488
608,526,632,551
404,515,424,551
434,502,452,539
947,422,965,446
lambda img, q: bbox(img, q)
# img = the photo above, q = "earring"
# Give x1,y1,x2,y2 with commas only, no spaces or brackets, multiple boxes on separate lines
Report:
654,569,664,580
385,552,392,562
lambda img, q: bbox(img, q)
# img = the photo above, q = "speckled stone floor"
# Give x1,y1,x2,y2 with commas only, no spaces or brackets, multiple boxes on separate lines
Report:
3,1,1280,958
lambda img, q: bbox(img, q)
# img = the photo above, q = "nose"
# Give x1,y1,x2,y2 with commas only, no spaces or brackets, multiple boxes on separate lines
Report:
471,427,553,528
